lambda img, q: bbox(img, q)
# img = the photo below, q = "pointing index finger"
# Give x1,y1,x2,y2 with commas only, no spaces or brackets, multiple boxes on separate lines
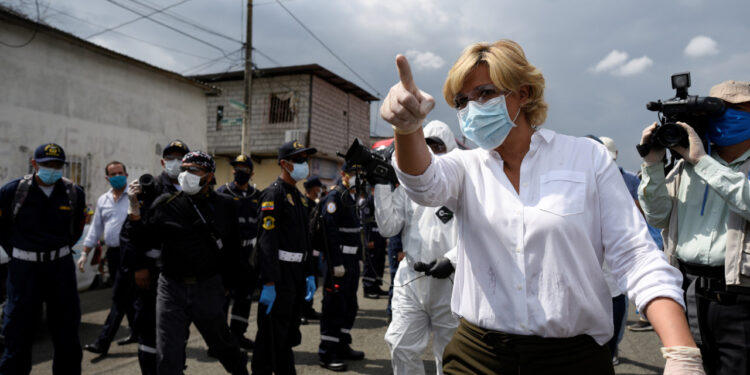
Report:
396,54,418,94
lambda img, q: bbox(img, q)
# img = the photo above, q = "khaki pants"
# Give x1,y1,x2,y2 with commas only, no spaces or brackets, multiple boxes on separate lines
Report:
443,319,614,375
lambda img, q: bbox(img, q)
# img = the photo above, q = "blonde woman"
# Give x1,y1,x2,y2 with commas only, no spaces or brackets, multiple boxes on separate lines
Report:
379,40,704,374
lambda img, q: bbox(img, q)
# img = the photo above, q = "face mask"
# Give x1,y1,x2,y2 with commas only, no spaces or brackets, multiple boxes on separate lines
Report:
178,171,204,195
457,95,521,150
108,175,127,190
164,159,182,179
234,170,251,185
287,162,309,181
348,175,357,187
708,108,750,146
37,166,63,185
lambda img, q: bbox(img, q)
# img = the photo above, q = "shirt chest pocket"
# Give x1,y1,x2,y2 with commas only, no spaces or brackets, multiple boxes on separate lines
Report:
537,170,586,216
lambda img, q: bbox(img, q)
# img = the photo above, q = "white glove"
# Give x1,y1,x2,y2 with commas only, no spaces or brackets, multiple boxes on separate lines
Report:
379,55,435,135
671,122,707,165
127,180,142,216
333,265,346,278
640,122,666,165
76,252,88,272
662,346,705,375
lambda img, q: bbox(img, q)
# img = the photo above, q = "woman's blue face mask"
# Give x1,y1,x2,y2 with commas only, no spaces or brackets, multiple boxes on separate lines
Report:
708,108,750,146
457,95,521,150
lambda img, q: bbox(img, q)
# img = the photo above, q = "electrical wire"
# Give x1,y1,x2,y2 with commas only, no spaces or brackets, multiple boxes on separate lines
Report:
105,0,234,58
0,0,39,48
85,0,191,40
274,0,382,98
46,6,215,60
180,46,243,74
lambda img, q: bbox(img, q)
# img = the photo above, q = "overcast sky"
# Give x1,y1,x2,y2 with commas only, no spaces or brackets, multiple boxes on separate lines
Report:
5,0,749,170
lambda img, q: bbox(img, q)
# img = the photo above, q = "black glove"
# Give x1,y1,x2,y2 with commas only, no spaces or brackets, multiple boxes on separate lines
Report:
428,257,454,279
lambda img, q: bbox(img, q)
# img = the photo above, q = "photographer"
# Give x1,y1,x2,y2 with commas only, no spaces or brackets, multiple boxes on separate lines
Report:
374,120,458,375
639,80,750,375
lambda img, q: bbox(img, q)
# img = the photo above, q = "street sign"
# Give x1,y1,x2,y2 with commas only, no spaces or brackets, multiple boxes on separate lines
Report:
229,99,247,111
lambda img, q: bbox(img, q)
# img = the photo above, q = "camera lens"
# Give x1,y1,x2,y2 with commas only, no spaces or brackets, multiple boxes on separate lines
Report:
655,123,687,148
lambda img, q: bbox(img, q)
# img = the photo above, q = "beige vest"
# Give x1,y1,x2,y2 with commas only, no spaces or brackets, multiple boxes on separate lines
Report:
662,158,750,290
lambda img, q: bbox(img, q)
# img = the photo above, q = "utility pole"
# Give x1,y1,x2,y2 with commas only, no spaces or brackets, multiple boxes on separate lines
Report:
241,0,253,155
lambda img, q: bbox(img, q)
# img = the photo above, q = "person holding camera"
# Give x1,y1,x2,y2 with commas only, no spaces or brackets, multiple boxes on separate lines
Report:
374,119,459,375
119,139,190,374
317,162,366,372
380,39,703,374
82,161,137,356
638,80,750,375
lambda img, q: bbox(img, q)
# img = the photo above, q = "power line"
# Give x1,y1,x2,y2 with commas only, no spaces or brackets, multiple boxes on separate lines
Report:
181,47,243,74
105,0,233,58
0,0,39,48
253,47,280,66
85,0,191,39
46,6,215,60
126,0,243,44
274,0,381,98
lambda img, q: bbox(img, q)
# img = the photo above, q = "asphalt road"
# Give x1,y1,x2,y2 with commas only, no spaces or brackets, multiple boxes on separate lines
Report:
27,284,667,374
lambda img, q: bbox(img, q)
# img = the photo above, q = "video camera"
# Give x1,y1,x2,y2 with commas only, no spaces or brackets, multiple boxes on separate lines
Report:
339,138,399,186
637,72,725,157
137,173,158,202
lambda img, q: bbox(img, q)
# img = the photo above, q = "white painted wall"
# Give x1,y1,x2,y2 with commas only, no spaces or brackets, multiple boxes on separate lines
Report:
0,19,207,205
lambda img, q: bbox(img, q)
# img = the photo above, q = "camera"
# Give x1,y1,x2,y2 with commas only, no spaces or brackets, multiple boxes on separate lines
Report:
137,173,158,201
340,138,399,186
637,72,725,156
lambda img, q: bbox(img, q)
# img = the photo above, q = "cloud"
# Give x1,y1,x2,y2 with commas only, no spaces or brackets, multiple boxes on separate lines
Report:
614,56,653,76
591,50,628,73
405,50,446,70
684,36,719,58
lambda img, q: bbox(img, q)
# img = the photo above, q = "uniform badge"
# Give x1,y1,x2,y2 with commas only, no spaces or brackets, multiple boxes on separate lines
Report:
301,198,308,207
326,202,337,214
287,193,295,206
261,201,274,211
59,205,72,211
262,216,276,230
436,206,454,224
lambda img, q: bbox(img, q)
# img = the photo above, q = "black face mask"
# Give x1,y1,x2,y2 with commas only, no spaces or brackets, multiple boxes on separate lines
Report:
234,170,251,185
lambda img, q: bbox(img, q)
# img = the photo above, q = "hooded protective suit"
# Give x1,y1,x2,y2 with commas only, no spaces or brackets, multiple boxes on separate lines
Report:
375,120,459,375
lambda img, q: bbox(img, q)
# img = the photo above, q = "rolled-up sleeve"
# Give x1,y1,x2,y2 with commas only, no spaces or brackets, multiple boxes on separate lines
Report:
394,151,464,208
599,158,684,313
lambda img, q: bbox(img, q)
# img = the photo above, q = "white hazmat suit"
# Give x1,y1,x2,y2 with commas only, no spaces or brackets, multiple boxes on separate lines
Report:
375,120,459,375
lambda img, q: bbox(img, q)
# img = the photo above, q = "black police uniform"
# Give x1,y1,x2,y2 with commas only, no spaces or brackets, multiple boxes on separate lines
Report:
0,175,86,374
361,195,387,297
318,181,363,362
119,170,181,374
252,178,315,375
216,181,260,342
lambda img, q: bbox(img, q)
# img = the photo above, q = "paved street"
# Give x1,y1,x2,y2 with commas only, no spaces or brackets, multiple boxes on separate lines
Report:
28,285,666,374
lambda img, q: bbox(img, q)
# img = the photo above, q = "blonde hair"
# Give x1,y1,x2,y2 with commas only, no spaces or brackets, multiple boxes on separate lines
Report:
443,39,548,127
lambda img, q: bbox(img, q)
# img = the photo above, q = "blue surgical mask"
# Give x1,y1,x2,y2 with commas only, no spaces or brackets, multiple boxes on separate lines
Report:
457,95,521,150
708,108,750,146
288,162,309,181
108,175,127,190
37,166,63,185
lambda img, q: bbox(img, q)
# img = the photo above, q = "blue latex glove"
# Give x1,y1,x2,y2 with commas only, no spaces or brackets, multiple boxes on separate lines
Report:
305,275,316,302
259,285,276,314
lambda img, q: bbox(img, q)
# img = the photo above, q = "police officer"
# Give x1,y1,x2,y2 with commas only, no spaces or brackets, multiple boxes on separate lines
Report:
216,154,260,350
253,140,317,375
301,176,324,325
120,139,189,374
0,143,86,374
136,151,248,374
317,162,366,372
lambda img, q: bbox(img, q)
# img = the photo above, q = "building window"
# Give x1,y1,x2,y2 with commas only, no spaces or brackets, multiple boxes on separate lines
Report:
216,105,224,130
269,93,294,123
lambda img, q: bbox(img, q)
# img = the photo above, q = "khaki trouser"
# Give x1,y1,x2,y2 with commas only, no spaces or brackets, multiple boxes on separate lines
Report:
443,319,614,375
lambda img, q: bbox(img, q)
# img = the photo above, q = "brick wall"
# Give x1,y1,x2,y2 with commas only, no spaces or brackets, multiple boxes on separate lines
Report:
309,76,371,159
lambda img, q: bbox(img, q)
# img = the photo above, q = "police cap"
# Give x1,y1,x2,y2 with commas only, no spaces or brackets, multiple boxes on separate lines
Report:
278,140,317,161
34,143,67,163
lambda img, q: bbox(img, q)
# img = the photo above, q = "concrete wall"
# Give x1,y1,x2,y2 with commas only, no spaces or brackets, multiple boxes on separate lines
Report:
0,20,207,205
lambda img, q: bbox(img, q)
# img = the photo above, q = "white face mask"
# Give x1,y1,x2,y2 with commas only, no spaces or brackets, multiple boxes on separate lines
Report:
348,175,357,187
178,171,203,195
164,159,182,179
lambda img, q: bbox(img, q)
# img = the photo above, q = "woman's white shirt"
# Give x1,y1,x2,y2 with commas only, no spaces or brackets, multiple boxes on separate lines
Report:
393,128,684,345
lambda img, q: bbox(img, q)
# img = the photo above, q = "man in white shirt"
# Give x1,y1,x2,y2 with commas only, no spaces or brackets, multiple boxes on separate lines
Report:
81,161,135,355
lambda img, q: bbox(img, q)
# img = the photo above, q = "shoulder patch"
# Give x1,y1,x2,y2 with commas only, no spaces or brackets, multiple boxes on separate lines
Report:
261,201,274,211
58,205,72,211
262,216,276,230
326,201,337,214
286,193,295,206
